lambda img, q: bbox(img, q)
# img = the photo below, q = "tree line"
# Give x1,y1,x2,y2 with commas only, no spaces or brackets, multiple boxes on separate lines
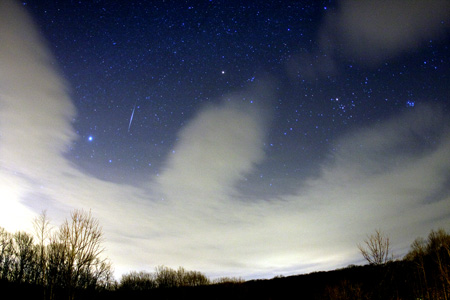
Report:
334,228,450,300
0,210,113,300
405,228,450,300
0,209,243,299
1,209,449,300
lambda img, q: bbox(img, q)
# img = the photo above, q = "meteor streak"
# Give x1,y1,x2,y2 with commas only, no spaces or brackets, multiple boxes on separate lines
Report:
128,104,136,132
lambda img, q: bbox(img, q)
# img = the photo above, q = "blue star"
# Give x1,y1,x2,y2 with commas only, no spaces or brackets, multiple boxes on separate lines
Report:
88,136,93,142
406,101,415,107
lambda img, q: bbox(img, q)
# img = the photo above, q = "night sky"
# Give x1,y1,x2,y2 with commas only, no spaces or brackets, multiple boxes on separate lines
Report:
1,0,450,279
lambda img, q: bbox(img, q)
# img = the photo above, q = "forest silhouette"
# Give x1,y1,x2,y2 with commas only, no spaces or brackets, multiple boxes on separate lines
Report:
1,210,449,300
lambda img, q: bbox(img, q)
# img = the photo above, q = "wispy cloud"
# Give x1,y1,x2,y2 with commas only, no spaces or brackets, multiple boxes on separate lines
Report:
0,0,76,230
288,0,450,80
127,102,450,278
320,0,450,64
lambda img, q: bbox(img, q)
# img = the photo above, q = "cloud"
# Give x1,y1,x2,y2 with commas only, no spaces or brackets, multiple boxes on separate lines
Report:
331,104,447,176
144,101,450,278
155,91,271,202
0,1,77,165
320,0,450,64
0,0,151,260
0,0,77,231
288,0,450,80
293,103,450,254
0,0,278,277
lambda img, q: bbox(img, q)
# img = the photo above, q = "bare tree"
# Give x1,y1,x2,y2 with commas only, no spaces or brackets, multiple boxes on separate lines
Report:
174,266,209,287
11,231,36,283
119,270,157,290
0,227,13,280
153,265,210,288
427,228,450,298
406,228,450,300
119,266,209,291
155,265,178,288
89,258,114,290
32,210,52,287
46,238,68,298
0,210,113,299
405,237,430,299
358,229,393,265
56,209,108,299
212,276,245,284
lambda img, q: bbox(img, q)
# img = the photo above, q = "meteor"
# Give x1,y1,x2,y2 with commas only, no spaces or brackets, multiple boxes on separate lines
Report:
128,104,136,132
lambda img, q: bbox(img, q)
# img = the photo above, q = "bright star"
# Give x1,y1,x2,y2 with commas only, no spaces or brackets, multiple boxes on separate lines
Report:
88,136,93,141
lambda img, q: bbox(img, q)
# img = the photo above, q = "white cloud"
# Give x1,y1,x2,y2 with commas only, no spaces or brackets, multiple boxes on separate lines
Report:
155,99,268,201
140,103,450,278
0,0,76,231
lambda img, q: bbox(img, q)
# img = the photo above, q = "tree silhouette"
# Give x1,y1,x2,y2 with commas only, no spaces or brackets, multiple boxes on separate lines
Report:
32,210,51,291
56,209,107,299
11,231,36,283
358,229,392,265
119,270,156,290
0,227,13,280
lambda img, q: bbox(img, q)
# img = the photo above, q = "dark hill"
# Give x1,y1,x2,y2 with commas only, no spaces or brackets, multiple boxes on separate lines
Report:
105,261,417,300
1,260,443,300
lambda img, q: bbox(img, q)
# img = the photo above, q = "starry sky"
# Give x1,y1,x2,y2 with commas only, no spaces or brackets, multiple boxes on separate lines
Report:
1,0,450,279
